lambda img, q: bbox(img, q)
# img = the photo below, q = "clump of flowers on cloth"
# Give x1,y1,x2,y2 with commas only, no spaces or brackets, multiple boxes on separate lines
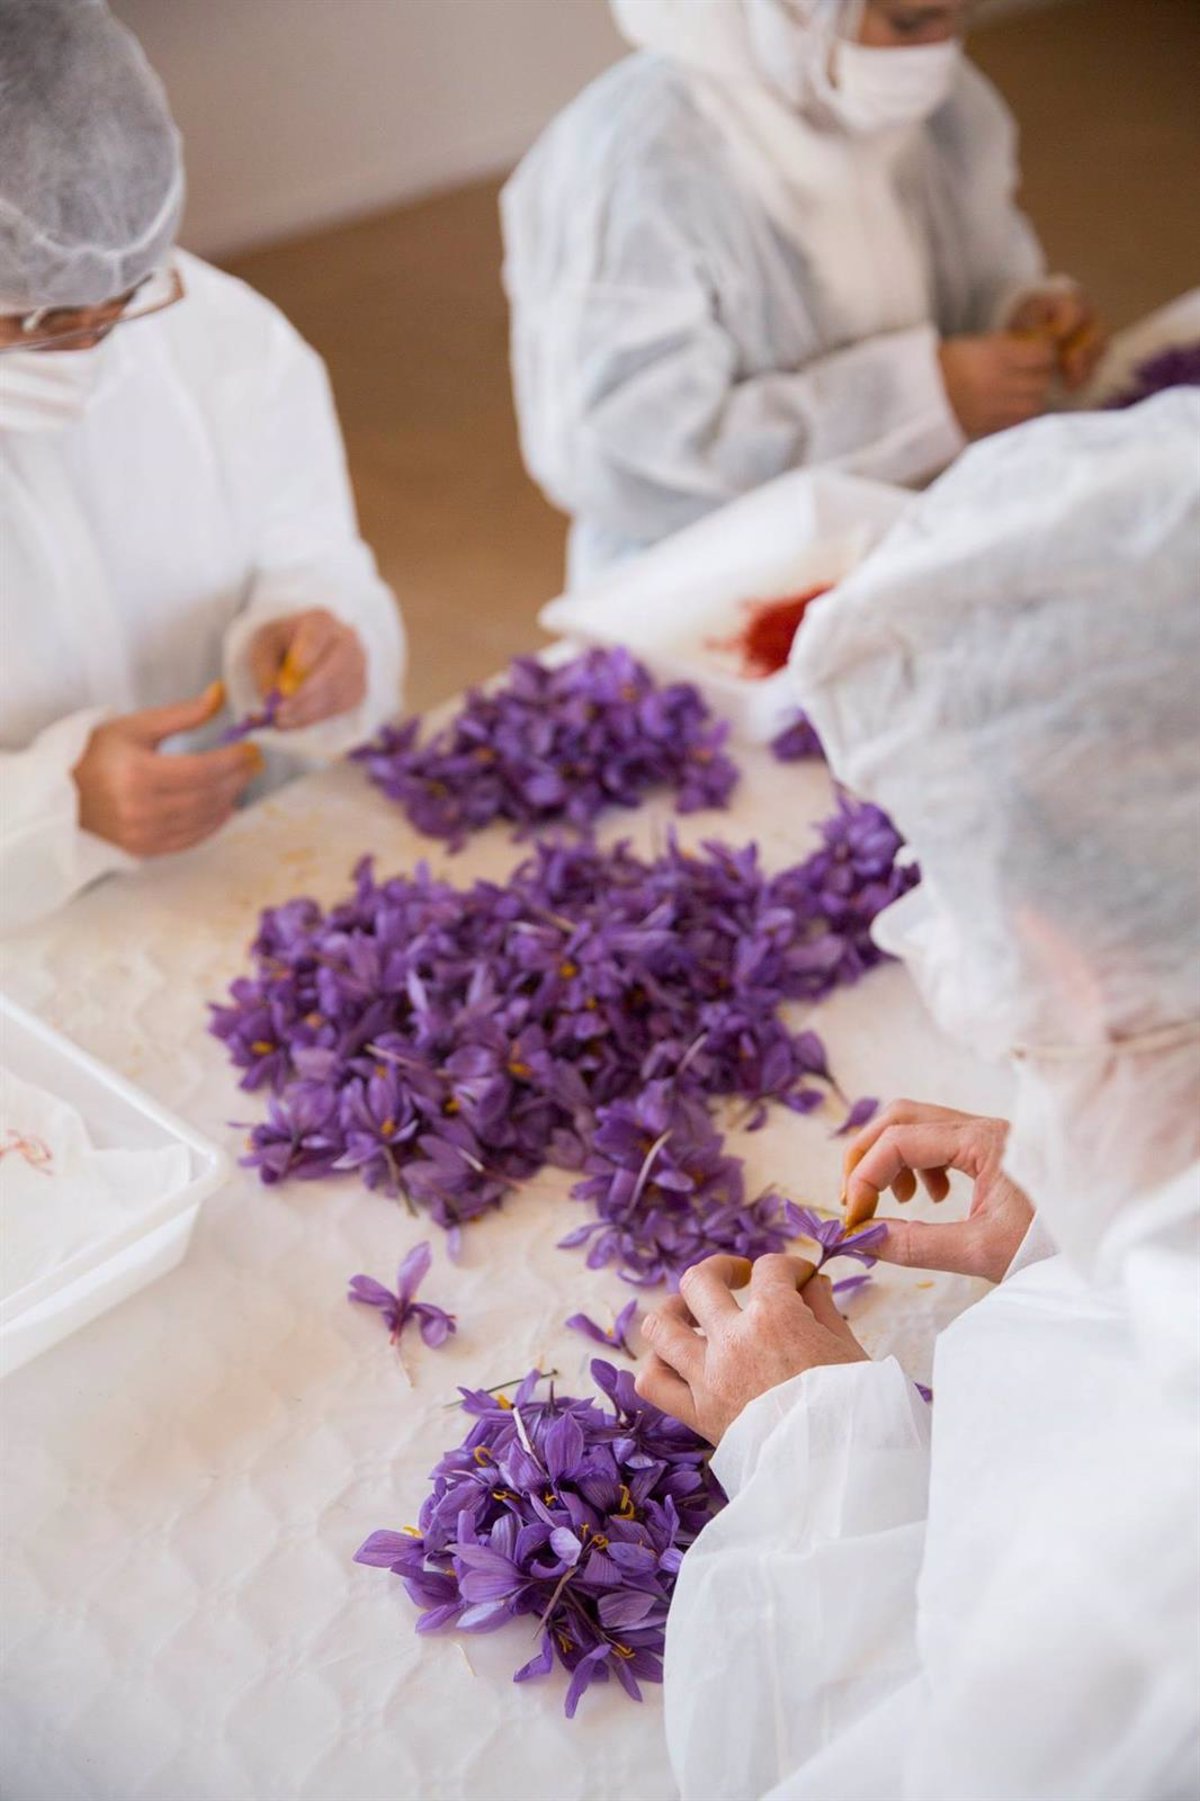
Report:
354,1360,725,1716
212,803,915,1277
351,647,739,848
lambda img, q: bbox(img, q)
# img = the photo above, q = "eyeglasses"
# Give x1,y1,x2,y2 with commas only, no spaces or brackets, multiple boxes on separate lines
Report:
0,262,186,356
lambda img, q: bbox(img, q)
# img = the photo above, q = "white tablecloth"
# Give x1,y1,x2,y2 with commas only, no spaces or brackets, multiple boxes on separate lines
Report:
0,746,1011,1801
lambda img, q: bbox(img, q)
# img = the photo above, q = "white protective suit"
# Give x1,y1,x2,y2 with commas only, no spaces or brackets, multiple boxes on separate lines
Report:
0,251,405,934
664,393,1200,1800
502,0,1050,583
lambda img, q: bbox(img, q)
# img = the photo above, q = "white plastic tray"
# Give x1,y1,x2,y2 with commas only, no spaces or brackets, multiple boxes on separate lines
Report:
0,993,228,1377
539,468,912,741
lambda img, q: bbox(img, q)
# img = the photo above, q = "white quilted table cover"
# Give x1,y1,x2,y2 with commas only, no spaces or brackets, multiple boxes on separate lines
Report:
0,746,1011,1801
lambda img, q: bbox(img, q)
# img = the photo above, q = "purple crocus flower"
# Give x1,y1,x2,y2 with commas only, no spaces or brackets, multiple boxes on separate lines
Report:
792,1205,887,1275
565,1300,640,1357
353,1361,724,1717
217,686,283,745
348,1241,456,1348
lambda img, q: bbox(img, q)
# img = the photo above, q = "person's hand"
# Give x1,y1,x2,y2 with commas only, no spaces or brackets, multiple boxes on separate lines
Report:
938,332,1058,438
247,608,366,730
636,1253,869,1445
1007,287,1109,391
842,1099,1034,1282
73,682,261,857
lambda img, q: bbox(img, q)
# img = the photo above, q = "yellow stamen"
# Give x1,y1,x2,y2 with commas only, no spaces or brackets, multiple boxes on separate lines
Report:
250,1040,275,1055
443,1096,461,1115
613,1643,636,1660
380,1117,396,1137
616,1485,636,1519
496,1394,513,1410
507,1060,531,1080
558,961,579,979
402,1525,422,1537
473,1446,493,1466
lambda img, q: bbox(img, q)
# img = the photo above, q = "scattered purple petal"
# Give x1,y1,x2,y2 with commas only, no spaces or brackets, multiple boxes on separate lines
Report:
832,1095,879,1138
353,1361,725,1717
565,1300,640,1356
770,710,824,762
915,1382,934,1404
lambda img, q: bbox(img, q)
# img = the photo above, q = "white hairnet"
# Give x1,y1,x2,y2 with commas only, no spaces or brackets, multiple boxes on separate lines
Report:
0,0,183,311
791,392,1200,1266
611,0,848,109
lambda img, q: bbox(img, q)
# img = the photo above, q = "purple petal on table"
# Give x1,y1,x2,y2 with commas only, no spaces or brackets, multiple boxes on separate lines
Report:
832,1096,879,1137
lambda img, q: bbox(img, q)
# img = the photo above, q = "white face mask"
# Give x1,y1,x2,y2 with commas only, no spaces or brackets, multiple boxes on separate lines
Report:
0,341,111,434
829,36,961,134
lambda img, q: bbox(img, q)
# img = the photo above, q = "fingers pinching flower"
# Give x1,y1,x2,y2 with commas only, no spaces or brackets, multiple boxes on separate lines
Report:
637,1252,869,1444
840,1099,1034,1282
248,608,367,730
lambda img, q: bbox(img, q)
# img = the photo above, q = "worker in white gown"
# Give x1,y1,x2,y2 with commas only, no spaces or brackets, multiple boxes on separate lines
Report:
0,0,405,936
502,0,1109,585
638,392,1200,1799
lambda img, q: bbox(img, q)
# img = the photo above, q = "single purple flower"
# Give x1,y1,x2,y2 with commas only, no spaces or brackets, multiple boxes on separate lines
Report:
792,1205,887,1274
347,1241,457,1349
565,1300,640,1357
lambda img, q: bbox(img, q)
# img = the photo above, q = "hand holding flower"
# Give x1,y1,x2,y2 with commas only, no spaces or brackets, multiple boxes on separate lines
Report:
842,1099,1034,1281
248,607,366,729
636,1253,868,1445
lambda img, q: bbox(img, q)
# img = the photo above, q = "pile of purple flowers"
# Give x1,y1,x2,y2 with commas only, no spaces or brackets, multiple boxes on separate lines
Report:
354,1360,725,1716
563,1082,809,1286
1105,341,1200,409
351,648,739,848
212,803,916,1266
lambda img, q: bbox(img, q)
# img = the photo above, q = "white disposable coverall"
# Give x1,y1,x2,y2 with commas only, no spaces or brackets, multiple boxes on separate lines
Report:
664,394,1200,1799
0,252,405,934
502,0,1048,582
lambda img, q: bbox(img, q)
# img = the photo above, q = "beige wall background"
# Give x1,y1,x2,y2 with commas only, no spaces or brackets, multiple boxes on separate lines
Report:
113,0,625,256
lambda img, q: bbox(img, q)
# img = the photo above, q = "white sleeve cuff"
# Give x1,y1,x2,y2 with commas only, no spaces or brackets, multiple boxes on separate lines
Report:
0,710,135,935
1003,1211,1059,1280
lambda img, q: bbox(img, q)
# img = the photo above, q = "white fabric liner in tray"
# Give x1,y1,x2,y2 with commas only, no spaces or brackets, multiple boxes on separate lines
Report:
1,1063,192,1298
0,734,1012,1801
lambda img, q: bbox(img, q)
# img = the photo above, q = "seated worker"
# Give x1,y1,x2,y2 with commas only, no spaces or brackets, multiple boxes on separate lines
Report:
0,0,405,934
637,394,1200,1798
502,0,1108,584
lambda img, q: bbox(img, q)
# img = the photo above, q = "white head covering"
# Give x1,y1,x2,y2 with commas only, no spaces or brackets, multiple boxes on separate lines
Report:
791,392,1200,1269
609,0,942,341
0,0,183,311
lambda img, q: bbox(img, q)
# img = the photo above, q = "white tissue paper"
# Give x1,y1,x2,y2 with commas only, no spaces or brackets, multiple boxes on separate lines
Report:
1,1065,191,1297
